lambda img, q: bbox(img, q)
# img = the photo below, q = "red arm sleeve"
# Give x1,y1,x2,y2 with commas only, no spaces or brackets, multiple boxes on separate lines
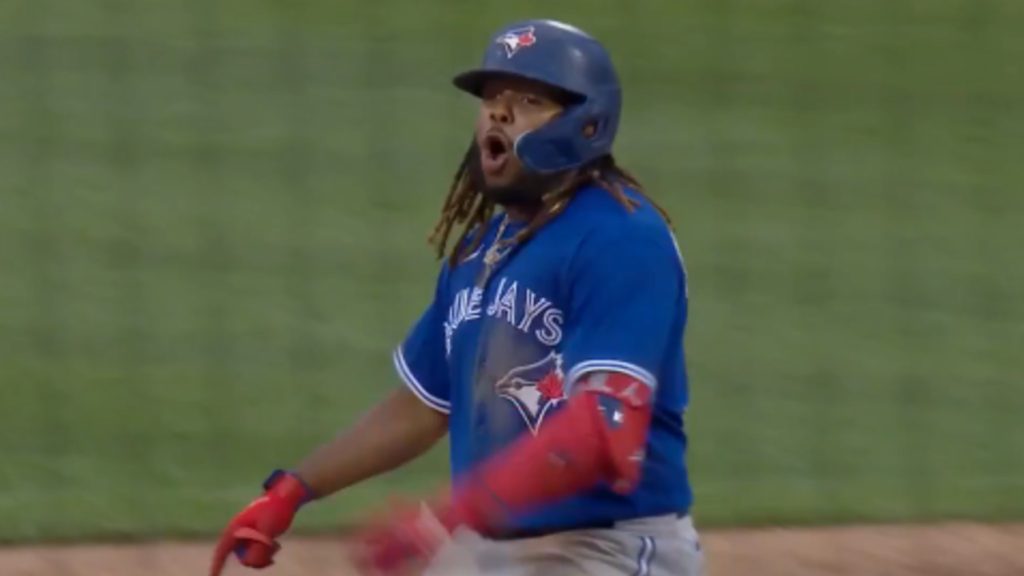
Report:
441,371,654,533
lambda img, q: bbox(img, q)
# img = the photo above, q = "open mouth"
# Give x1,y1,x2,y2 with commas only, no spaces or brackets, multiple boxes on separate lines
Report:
481,132,511,174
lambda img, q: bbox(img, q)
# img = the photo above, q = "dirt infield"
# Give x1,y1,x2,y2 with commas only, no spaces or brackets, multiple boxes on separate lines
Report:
3,522,1023,576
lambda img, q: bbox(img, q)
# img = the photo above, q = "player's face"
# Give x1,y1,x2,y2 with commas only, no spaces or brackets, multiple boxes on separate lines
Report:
475,76,565,192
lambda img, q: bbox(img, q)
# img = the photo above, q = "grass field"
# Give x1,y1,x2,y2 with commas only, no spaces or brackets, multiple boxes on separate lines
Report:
0,0,1022,545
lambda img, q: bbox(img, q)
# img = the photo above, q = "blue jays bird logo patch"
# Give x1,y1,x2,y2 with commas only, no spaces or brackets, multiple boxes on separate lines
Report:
494,352,565,434
496,26,537,58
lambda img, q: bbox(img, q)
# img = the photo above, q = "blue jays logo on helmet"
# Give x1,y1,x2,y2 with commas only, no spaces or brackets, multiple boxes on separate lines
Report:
496,26,537,58
494,352,566,435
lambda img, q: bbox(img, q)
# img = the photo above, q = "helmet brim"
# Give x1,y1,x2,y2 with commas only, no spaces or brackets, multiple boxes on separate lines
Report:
452,69,585,104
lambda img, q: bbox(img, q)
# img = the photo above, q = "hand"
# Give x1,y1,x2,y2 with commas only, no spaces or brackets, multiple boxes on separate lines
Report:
348,500,455,576
209,469,314,576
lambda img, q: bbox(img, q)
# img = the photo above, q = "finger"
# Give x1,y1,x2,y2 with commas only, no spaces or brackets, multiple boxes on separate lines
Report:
232,526,278,549
232,527,280,568
209,526,238,576
235,541,276,568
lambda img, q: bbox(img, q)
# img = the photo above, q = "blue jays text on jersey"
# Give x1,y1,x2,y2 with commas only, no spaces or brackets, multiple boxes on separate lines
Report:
443,278,565,357
393,183,692,533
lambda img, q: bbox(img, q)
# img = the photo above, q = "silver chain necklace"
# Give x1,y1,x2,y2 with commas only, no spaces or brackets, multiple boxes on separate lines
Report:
478,214,516,287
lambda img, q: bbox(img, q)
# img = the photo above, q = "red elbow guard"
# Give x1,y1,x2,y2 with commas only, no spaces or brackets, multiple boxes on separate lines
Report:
576,371,654,494
449,371,654,531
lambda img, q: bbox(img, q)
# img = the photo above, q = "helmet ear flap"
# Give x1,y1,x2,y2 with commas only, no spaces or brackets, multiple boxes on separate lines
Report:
515,105,606,174
579,100,615,152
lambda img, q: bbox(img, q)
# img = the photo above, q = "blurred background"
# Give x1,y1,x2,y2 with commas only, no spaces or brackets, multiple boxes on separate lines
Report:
0,0,1022,568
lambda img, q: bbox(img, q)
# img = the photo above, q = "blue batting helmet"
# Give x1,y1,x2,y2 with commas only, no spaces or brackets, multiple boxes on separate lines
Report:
453,19,622,173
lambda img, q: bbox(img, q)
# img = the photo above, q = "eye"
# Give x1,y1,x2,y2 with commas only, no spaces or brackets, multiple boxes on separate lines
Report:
521,94,545,107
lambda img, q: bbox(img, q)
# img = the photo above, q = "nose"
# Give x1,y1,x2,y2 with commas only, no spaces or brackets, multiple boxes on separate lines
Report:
488,99,513,125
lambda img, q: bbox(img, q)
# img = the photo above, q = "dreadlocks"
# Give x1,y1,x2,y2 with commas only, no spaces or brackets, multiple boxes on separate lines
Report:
428,145,673,267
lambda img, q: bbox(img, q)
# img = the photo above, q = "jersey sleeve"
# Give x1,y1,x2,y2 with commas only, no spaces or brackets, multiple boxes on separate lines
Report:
561,227,687,394
392,267,452,414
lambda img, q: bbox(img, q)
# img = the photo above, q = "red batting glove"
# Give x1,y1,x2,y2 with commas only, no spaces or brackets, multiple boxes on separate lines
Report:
209,469,314,576
348,497,475,576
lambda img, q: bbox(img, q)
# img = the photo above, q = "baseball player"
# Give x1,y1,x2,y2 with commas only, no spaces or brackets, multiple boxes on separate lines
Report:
210,18,702,576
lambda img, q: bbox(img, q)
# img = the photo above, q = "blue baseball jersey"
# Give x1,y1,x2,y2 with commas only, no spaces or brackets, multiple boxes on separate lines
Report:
393,183,692,533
